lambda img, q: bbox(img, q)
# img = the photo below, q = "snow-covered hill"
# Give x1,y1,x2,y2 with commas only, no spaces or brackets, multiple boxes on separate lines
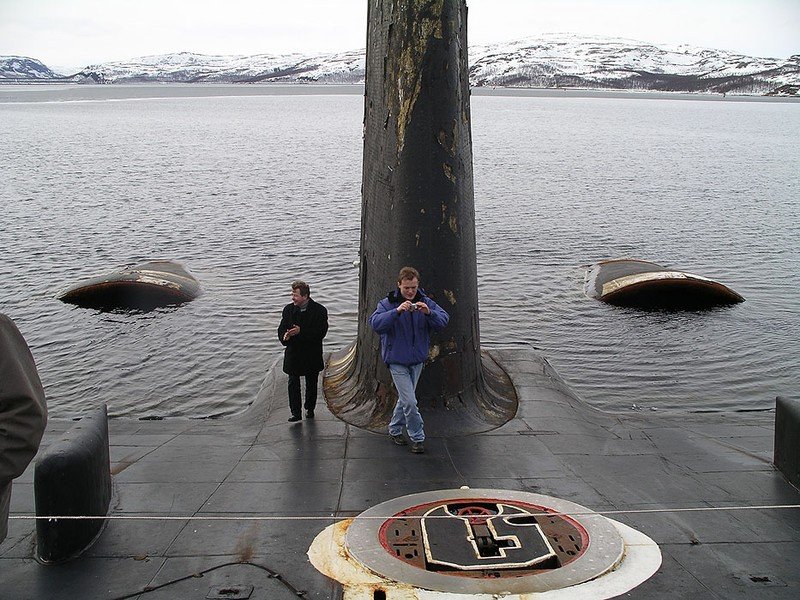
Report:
468,34,800,95
71,49,366,84
0,56,63,80
2,34,798,95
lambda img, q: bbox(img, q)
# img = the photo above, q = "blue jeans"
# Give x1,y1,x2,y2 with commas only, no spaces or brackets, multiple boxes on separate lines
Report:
388,363,425,442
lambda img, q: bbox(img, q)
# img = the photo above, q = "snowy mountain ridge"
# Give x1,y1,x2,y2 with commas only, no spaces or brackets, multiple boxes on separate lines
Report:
2,34,798,95
467,34,799,94
0,55,62,80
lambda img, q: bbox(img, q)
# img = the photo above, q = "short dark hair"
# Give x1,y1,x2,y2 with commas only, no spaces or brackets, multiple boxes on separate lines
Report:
397,266,420,283
291,280,310,297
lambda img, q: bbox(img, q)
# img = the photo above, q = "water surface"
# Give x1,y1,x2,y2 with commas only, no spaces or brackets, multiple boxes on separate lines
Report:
1,85,797,417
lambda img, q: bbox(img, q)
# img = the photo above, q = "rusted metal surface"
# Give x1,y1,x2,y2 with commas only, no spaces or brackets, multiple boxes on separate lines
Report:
321,0,517,435
308,519,403,600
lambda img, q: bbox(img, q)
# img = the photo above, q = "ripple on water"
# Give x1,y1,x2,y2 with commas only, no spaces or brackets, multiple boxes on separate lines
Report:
1,89,797,417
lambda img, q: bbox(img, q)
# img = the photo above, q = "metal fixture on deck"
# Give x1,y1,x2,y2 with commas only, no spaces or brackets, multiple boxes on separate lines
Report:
309,489,661,598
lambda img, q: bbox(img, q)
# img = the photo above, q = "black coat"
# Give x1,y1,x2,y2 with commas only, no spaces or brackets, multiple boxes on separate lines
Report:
1,314,48,542
277,298,328,375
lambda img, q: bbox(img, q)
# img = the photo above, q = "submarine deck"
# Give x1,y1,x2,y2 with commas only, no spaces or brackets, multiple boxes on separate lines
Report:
2,347,798,599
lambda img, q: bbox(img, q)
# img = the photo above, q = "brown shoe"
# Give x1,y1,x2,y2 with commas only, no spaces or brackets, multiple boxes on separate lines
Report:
390,434,407,446
411,441,425,454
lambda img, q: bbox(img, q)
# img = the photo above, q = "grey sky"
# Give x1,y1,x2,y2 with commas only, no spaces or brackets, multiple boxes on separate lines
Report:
1,0,797,72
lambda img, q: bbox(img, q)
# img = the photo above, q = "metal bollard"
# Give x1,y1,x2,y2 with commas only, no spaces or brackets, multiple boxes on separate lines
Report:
774,395,800,489
35,404,111,562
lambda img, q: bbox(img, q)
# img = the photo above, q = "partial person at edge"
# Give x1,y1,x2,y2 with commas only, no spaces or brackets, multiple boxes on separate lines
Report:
1,313,48,544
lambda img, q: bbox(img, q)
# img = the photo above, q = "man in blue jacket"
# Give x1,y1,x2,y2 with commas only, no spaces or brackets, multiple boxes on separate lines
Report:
369,267,449,454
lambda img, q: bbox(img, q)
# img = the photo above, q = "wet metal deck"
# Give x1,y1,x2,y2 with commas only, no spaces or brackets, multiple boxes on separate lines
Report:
2,347,798,599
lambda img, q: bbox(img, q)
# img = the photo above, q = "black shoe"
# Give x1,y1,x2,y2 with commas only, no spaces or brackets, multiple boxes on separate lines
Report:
287,415,301,422
411,441,425,454
305,410,315,419
390,434,407,446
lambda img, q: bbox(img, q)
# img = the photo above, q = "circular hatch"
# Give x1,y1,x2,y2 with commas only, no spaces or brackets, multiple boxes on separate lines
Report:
343,489,628,595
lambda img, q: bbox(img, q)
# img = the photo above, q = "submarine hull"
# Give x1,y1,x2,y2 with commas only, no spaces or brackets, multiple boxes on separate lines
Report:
57,260,201,311
586,259,744,309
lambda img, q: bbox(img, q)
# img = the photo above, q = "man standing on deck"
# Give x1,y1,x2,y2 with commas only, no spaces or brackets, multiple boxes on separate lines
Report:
369,267,449,454
278,281,328,422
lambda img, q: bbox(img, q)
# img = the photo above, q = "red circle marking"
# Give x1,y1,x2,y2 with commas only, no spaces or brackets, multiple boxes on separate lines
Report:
377,497,591,572
454,504,495,524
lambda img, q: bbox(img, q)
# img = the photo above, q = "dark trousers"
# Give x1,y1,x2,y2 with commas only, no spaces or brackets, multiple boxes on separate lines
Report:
288,373,319,416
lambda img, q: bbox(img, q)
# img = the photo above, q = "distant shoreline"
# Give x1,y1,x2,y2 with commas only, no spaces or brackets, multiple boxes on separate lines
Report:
1,82,797,103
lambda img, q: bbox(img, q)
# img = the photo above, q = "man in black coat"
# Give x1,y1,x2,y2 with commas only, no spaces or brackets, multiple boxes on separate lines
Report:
278,280,328,422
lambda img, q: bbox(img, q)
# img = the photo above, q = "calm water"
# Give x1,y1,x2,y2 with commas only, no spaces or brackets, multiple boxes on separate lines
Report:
1,85,798,418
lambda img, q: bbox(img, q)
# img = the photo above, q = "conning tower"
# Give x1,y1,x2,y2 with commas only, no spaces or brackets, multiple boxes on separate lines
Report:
324,0,516,435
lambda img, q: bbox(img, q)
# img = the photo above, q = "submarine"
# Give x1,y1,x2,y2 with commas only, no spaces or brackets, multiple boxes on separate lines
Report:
56,259,201,311
2,2,798,599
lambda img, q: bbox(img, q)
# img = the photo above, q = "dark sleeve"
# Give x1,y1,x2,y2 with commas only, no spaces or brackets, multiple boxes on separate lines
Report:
277,305,292,346
0,315,48,484
319,304,329,340
369,299,398,333
425,297,450,331
305,303,328,342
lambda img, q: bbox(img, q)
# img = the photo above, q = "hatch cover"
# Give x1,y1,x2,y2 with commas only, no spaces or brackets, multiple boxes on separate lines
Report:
342,489,628,595
380,499,584,574
311,488,661,597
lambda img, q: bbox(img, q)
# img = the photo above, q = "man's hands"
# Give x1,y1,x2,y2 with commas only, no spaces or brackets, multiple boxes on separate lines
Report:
396,301,430,315
283,325,300,342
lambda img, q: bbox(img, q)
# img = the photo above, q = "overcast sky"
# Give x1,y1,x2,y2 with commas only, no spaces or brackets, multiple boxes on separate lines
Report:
1,0,797,72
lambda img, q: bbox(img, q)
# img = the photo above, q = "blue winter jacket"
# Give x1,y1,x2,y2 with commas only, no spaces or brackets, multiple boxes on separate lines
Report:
369,289,449,366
